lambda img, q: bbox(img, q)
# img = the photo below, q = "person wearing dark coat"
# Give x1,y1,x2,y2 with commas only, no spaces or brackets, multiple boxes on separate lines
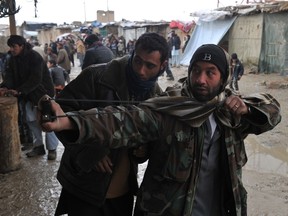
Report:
51,32,169,216
82,34,115,70
0,35,57,159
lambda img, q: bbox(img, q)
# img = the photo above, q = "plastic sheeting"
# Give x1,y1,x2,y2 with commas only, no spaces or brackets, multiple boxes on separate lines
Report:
180,17,236,66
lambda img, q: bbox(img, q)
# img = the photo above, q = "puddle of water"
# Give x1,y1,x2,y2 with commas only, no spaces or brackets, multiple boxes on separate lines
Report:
244,135,288,177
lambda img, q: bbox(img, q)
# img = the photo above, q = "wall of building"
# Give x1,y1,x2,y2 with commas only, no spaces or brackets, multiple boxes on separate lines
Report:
97,10,115,23
229,13,263,66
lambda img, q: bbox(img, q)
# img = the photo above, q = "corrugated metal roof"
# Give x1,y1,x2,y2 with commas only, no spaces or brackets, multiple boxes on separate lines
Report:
216,1,288,15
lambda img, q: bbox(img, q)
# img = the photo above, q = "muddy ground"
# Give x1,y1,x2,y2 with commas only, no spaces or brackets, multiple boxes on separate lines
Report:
0,63,287,216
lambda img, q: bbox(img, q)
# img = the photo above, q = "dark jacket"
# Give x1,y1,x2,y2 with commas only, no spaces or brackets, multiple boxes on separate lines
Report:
1,44,54,105
171,35,181,50
81,43,115,70
49,66,66,87
232,59,244,79
56,56,162,207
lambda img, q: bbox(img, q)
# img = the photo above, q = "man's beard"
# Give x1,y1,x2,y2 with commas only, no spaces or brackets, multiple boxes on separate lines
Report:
191,84,222,102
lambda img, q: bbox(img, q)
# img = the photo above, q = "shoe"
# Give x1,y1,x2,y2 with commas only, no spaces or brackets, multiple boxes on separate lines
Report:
167,76,175,81
48,150,57,160
26,145,45,157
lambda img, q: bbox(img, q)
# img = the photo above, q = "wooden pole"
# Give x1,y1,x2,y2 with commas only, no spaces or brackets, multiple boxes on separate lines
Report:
7,0,17,35
0,97,21,173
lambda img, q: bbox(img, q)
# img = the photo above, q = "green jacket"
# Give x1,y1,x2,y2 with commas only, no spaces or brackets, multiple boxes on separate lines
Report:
57,91,281,216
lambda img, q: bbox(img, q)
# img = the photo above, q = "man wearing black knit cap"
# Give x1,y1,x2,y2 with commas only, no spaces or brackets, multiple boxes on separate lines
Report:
41,44,281,216
82,34,115,70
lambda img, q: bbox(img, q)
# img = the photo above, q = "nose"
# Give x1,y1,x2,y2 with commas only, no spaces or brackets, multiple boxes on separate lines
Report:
195,71,207,84
137,65,148,80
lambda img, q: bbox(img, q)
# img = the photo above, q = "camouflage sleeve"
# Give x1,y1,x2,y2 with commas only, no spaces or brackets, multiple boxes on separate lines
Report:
241,92,281,135
65,105,160,149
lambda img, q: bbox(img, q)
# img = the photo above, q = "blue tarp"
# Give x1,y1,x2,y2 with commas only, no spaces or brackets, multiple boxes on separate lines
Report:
180,17,237,66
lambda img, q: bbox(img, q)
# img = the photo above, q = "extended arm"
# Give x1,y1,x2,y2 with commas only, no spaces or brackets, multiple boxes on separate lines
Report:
41,100,160,148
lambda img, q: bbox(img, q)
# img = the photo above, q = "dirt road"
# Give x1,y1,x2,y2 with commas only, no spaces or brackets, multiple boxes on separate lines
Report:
0,64,287,216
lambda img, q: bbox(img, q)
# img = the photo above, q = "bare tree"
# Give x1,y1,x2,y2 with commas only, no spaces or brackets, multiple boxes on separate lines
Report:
0,0,20,18
0,0,38,34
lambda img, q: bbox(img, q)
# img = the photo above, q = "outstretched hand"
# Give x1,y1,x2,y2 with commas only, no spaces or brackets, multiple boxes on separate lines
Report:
39,100,73,132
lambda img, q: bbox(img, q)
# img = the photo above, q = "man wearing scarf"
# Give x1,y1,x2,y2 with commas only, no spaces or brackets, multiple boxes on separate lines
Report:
42,44,281,216
52,32,169,216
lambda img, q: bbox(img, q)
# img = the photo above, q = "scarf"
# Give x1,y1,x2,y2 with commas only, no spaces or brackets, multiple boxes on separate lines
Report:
141,80,278,128
126,52,164,101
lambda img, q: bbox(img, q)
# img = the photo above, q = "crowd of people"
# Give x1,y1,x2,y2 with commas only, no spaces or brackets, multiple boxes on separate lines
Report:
0,30,281,216
0,33,139,161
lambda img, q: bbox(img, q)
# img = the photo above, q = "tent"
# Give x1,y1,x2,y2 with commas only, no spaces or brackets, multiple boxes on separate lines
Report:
180,14,236,66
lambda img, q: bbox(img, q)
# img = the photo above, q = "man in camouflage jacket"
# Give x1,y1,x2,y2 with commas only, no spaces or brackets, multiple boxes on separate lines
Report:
42,44,281,216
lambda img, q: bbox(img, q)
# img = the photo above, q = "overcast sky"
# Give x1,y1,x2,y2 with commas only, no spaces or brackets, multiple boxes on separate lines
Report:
0,0,238,25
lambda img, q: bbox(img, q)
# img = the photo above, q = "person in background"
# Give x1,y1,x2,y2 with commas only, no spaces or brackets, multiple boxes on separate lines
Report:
49,40,58,55
46,32,169,216
109,38,118,57
126,39,135,55
44,43,49,55
117,39,125,57
182,34,190,53
41,44,281,215
56,41,71,83
32,41,45,60
47,59,66,97
229,52,244,92
170,30,181,68
0,50,33,147
164,36,175,81
0,35,57,160
66,38,76,67
81,34,115,70
44,47,58,63
75,38,85,67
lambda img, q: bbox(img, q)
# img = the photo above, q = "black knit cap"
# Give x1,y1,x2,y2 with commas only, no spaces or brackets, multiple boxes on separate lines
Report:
84,34,99,46
189,44,229,82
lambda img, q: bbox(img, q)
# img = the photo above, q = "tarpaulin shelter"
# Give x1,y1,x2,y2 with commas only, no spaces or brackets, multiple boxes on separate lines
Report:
180,11,236,66
181,2,288,75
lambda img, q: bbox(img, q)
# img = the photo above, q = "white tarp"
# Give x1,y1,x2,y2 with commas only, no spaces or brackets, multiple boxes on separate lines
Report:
180,16,237,66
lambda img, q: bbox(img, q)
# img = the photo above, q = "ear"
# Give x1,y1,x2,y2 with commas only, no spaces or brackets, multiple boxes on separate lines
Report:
160,60,168,71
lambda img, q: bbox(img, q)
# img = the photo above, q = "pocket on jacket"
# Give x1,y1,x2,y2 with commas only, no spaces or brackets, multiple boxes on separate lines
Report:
161,130,195,182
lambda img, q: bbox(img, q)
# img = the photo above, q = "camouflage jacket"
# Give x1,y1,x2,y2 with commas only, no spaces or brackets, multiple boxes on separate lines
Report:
57,92,281,216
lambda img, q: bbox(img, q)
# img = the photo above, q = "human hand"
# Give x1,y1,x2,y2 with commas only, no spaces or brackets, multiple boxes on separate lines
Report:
0,88,18,97
225,95,249,116
94,155,113,174
0,88,7,96
40,99,72,132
